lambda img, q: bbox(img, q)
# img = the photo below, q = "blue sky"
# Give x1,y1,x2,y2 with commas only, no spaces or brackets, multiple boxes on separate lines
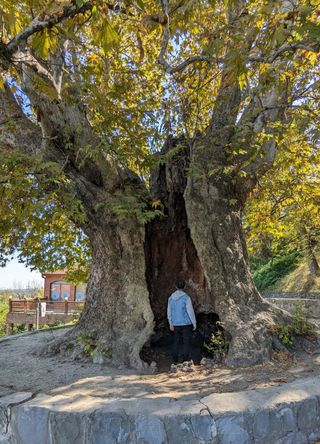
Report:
0,257,42,290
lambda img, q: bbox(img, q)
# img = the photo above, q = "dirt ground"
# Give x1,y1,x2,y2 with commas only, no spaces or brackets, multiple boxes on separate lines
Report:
1,328,320,401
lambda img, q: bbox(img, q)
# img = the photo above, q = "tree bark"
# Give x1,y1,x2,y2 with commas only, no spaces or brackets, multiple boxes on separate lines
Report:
145,138,291,367
75,213,154,369
184,138,289,366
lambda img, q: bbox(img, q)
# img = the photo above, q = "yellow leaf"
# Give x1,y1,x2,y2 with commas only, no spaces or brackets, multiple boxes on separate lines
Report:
32,28,58,59
96,20,119,54
238,72,247,91
6,11,22,36
151,199,161,208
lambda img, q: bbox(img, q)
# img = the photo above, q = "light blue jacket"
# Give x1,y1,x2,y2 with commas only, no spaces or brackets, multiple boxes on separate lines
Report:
167,290,197,328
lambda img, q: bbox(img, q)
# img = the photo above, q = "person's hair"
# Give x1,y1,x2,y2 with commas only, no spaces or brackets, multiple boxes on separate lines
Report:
176,280,185,290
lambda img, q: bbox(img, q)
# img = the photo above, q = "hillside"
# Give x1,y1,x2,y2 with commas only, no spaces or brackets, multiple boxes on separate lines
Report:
251,252,320,293
273,259,320,293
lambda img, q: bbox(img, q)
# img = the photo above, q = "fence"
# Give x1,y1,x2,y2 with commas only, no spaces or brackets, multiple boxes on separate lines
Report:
9,299,85,315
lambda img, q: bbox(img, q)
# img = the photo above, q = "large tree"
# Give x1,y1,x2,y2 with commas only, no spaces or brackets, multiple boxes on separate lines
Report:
0,0,319,368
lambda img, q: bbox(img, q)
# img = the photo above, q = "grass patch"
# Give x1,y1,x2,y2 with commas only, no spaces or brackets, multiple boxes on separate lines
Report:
250,252,300,292
276,259,320,293
276,302,316,346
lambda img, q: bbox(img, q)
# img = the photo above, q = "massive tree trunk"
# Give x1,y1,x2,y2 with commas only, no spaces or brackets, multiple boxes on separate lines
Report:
144,138,290,367
76,215,154,369
0,82,291,368
184,145,282,366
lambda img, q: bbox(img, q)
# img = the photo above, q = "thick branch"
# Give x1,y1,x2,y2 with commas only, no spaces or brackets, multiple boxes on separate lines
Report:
0,1,132,69
255,41,320,64
12,49,56,85
0,83,41,156
3,2,92,60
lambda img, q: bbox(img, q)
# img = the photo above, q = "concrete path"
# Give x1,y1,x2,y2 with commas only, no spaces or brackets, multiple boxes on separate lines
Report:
1,329,320,443
1,375,320,443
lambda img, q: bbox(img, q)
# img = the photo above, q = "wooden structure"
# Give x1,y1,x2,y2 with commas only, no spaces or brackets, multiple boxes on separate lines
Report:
43,271,86,302
6,299,85,335
6,271,86,335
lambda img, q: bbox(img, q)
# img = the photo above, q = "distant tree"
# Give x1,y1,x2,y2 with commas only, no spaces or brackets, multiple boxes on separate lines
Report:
246,116,320,275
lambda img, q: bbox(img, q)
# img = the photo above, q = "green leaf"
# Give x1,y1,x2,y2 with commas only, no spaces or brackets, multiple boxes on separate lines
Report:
134,0,145,11
92,5,98,18
303,22,320,39
32,29,50,59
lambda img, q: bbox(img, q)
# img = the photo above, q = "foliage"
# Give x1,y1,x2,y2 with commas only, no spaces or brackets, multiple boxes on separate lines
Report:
76,331,111,358
204,322,229,358
250,252,300,291
0,151,90,279
0,0,319,276
0,292,10,337
245,117,320,264
0,290,29,337
107,191,164,224
276,302,316,346
274,254,320,293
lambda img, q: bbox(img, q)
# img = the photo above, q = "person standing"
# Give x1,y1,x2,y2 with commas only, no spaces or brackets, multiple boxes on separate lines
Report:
167,280,197,363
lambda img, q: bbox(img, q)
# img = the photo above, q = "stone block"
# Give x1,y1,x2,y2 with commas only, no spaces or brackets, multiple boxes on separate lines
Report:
0,393,33,444
49,412,87,444
252,407,296,443
164,416,197,444
274,431,308,444
296,397,320,434
135,415,166,444
10,405,50,444
190,411,217,442
216,414,250,444
0,407,9,441
87,411,133,444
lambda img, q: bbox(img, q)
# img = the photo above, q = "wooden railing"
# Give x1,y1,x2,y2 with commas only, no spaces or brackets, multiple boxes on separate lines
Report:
9,299,85,315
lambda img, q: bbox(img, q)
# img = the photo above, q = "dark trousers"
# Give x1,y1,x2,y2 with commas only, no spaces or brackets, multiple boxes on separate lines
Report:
172,325,193,363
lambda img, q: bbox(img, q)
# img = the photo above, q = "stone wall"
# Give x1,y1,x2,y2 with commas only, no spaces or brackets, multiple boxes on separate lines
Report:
264,292,320,300
1,376,320,443
265,298,320,319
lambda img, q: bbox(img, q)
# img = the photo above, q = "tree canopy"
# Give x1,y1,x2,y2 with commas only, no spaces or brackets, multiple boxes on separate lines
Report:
1,0,319,273
245,109,320,260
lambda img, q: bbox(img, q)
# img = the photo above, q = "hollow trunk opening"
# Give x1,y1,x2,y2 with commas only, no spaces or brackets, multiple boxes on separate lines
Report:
143,138,291,367
143,140,221,365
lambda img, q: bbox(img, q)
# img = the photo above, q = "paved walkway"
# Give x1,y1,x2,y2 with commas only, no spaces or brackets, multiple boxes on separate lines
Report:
1,329,320,443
